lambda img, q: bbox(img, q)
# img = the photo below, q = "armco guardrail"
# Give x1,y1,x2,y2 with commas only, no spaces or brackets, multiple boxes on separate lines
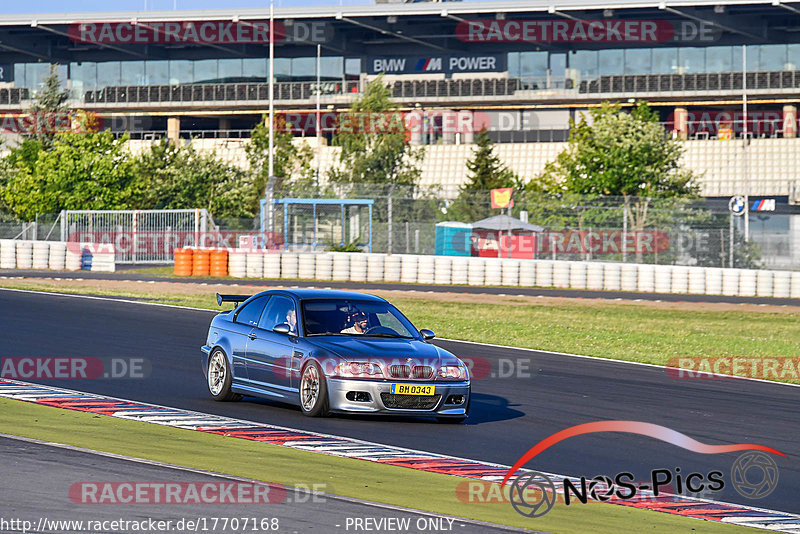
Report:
217,250,800,299
0,240,115,272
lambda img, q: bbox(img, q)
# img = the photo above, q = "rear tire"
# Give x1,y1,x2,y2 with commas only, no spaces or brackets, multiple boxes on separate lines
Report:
299,361,329,417
207,349,241,402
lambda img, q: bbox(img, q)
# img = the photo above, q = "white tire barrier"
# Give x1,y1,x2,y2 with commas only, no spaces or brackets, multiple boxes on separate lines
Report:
670,266,689,294
451,257,469,285
654,265,672,293
80,243,115,272
756,270,774,298
315,253,333,280
484,259,502,286
552,261,570,288
569,261,587,290
721,269,740,296
519,259,536,287
417,255,435,284
280,252,299,279
603,263,622,291
15,241,33,269
228,251,247,278
433,256,452,285
32,242,50,269
586,263,604,290
400,255,419,284
65,248,82,271
773,271,791,298
501,259,520,286
687,267,706,294
738,269,757,297
384,255,402,282
620,264,638,292
349,254,368,282
705,267,723,295
246,253,264,278
332,253,351,281
535,260,554,287
297,253,317,279
366,254,384,282
467,258,485,286
262,254,281,278
0,239,16,269
48,242,67,271
637,264,655,293
790,272,800,299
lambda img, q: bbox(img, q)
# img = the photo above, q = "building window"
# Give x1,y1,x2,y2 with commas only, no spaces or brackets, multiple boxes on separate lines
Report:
625,48,651,75
599,49,624,75
571,50,598,78
519,51,547,78
705,46,733,73
758,44,787,71
218,58,243,81
96,61,121,89
170,59,194,85
651,48,678,74
146,60,169,85
242,58,267,81
121,61,145,85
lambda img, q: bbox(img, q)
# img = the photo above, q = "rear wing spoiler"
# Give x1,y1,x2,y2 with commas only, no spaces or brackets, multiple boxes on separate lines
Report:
216,293,250,307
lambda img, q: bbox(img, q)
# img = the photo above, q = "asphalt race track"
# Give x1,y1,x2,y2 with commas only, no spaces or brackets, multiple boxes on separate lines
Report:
2,289,799,516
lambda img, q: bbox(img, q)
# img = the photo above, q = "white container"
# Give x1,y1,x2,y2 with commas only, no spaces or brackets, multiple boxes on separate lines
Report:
228,251,247,278
653,265,672,293
484,258,502,286
773,271,791,298
281,252,299,279
366,254,385,282
518,259,536,287
0,239,16,269
384,255,402,282
263,253,282,278
535,260,554,287
246,253,264,278
552,261,570,288
756,270,774,298
399,255,419,284
331,253,351,281
297,253,317,279
620,264,638,292
433,256,452,285
586,263,604,290
791,272,800,299
569,261,587,289
416,255,435,284
315,253,333,280
467,258,485,286
705,267,723,295
670,266,689,294
721,268,740,296
450,257,469,285
687,267,706,294
48,242,67,270
738,270,757,297
603,263,622,291
637,264,655,293
501,259,520,286
32,242,50,269
15,241,33,269
349,254,368,282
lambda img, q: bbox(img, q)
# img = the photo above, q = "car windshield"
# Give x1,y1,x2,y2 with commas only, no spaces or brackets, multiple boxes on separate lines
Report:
302,299,418,338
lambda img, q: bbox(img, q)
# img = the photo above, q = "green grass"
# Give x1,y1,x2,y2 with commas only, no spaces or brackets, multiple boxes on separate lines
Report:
0,398,760,534
3,280,800,382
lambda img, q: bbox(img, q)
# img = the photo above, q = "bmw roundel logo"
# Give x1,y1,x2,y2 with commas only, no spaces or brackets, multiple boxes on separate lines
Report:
729,195,747,216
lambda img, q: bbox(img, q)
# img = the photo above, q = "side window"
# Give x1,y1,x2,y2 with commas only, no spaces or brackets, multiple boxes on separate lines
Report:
234,296,270,327
258,296,298,334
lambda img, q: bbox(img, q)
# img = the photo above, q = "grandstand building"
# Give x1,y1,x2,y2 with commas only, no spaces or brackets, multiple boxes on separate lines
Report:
1,1,800,265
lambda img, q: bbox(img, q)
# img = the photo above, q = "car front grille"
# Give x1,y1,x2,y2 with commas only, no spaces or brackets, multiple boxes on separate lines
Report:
389,364,434,379
412,366,434,379
380,393,441,410
389,365,411,378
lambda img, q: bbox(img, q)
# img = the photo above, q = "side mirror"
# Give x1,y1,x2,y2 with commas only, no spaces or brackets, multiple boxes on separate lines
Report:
273,323,292,335
419,329,435,341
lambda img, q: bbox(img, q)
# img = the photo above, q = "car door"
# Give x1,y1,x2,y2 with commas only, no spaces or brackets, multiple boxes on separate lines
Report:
228,295,271,381
244,295,296,396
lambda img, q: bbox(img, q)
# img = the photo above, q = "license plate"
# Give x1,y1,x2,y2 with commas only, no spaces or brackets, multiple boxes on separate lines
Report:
391,384,434,395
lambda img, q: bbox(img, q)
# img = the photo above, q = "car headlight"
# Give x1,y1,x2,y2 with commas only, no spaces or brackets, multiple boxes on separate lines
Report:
334,362,384,378
438,364,467,380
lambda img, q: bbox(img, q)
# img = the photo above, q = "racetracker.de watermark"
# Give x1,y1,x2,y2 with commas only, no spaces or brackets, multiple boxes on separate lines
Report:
666,357,800,380
0,357,150,380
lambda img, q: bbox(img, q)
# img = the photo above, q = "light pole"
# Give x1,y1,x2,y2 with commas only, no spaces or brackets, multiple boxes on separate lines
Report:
268,0,275,190
742,44,750,242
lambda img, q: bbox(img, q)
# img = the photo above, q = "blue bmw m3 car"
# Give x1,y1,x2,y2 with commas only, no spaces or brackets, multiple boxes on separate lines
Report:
201,288,471,422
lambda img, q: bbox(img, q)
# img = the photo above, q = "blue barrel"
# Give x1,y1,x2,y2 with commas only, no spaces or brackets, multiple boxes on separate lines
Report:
435,222,472,256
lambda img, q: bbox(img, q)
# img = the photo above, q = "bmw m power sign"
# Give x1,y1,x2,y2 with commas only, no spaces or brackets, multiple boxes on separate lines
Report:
367,54,505,75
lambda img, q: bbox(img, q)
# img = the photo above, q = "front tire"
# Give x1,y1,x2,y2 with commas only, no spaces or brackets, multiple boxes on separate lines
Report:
207,349,240,402
299,361,329,417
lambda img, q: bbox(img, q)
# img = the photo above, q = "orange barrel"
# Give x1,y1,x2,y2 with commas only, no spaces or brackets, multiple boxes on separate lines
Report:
210,249,229,277
192,249,211,276
174,248,194,276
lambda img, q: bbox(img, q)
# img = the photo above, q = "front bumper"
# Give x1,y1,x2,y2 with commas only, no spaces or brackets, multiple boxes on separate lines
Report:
327,378,470,417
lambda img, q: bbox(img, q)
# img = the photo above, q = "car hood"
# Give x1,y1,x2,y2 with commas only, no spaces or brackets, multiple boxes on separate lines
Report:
306,336,456,366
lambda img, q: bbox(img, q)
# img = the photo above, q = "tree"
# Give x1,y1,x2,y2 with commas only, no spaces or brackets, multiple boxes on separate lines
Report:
446,129,518,222
328,75,424,192
537,102,699,261
29,65,71,149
